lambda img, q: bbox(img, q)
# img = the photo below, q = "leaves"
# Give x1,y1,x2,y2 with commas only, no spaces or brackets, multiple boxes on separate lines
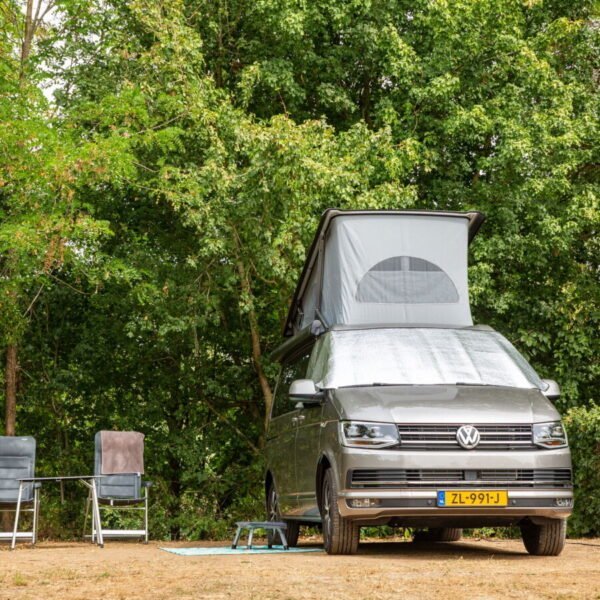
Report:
1,0,598,538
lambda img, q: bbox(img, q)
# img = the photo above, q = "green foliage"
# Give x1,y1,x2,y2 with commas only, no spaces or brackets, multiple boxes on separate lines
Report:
564,405,600,536
0,0,597,539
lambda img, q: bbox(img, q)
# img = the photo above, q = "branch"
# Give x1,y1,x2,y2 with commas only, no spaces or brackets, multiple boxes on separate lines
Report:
202,396,260,455
37,0,56,25
46,273,90,295
22,283,44,317
32,0,43,31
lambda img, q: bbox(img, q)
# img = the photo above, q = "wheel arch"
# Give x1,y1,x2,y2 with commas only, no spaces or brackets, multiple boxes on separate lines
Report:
315,454,332,512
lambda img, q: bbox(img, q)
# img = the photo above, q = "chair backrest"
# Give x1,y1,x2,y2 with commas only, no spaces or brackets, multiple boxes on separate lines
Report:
0,436,35,503
94,432,142,500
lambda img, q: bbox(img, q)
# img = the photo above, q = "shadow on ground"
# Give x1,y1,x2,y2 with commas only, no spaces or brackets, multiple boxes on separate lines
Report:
353,539,527,559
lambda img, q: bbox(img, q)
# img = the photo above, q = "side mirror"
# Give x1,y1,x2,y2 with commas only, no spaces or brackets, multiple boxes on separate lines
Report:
541,379,561,401
289,379,324,406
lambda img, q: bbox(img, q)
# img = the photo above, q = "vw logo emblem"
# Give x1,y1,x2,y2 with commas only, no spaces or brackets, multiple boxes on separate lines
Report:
456,425,480,450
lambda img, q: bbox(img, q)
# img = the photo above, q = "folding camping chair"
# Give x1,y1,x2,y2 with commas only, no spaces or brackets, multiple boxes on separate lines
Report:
84,431,151,543
0,436,41,548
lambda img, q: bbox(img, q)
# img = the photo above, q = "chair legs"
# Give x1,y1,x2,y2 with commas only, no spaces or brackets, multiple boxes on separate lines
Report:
90,479,103,547
83,492,92,542
8,483,37,550
11,483,23,550
83,489,102,546
32,486,39,545
85,487,150,544
144,486,149,544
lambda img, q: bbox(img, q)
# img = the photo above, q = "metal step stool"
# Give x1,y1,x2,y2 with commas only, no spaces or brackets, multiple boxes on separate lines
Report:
232,521,289,550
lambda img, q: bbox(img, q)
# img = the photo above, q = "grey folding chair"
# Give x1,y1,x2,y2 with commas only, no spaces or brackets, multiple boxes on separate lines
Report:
0,436,41,548
84,431,151,543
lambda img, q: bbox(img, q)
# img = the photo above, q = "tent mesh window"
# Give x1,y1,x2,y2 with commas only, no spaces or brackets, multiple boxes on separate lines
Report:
355,256,459,304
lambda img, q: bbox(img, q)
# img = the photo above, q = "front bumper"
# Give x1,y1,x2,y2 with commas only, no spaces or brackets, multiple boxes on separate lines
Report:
338,489,573,520
336,446,573,522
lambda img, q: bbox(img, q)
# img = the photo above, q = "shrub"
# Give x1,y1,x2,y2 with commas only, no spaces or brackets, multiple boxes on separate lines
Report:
564,404,600,536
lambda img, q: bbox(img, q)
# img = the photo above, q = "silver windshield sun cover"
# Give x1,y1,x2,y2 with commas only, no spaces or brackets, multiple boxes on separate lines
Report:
307,328,544,390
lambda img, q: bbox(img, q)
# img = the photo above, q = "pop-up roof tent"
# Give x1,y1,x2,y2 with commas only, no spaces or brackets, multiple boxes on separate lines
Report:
283,210,485,337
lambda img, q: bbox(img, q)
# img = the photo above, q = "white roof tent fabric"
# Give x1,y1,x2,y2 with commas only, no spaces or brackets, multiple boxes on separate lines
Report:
284,210,485,337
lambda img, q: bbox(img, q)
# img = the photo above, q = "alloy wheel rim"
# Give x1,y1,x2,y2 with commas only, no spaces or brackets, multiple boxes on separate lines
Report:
269,486,279,521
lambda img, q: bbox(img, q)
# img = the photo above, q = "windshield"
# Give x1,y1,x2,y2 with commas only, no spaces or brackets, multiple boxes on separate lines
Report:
307,328,544,390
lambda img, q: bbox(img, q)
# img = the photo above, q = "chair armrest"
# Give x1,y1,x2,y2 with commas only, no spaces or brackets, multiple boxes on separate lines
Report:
142,480,153,488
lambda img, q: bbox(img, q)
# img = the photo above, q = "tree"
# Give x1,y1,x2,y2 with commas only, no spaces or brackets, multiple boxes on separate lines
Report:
187,0,599,406
3,0,597,538
0,0,137,436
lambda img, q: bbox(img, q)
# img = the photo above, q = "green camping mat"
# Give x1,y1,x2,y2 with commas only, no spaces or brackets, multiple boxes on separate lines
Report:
161,545,323,556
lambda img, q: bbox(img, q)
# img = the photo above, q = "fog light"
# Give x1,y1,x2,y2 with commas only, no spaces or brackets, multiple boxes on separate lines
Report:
554,498,573,508
349,498,381,508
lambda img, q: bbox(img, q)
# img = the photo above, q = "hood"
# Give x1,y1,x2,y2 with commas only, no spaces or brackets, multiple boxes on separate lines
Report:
331,385,561,424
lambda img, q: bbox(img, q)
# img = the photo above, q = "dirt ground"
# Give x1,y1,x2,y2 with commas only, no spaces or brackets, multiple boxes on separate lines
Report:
1,537,599,600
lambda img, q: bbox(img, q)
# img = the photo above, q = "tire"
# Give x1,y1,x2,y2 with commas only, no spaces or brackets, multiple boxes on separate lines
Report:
321,469,359,555
520,518,566,556
434,528,463,542
413,528,463,542
266,480,300,547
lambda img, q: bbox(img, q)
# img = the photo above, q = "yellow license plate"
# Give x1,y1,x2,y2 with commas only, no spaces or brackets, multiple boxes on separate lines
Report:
437,490,508,507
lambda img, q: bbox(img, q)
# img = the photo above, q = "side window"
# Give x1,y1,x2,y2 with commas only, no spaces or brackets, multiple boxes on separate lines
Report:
271,354,310,418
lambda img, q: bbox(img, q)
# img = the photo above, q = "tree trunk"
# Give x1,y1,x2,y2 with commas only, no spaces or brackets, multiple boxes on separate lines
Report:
2,345,17,531
20,0,35,80
236,260,273,434
5,344,17,436
20,0,56,81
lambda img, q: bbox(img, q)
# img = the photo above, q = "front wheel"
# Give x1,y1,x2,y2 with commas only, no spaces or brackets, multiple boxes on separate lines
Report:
520,518,566,556
321,469,359,555
266,481,299,547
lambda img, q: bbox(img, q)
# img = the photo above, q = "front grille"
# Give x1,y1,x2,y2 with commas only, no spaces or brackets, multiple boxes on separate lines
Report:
397,424,536,451
349,468,572,489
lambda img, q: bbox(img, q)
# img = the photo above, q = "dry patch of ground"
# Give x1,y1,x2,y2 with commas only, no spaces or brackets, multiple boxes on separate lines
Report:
1,537,599,599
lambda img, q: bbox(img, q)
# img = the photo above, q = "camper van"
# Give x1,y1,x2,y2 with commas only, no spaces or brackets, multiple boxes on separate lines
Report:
265,210,572,555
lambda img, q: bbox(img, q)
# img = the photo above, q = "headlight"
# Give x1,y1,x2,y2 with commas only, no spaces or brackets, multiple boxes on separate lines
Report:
340,421,399,448
533,421,568,448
